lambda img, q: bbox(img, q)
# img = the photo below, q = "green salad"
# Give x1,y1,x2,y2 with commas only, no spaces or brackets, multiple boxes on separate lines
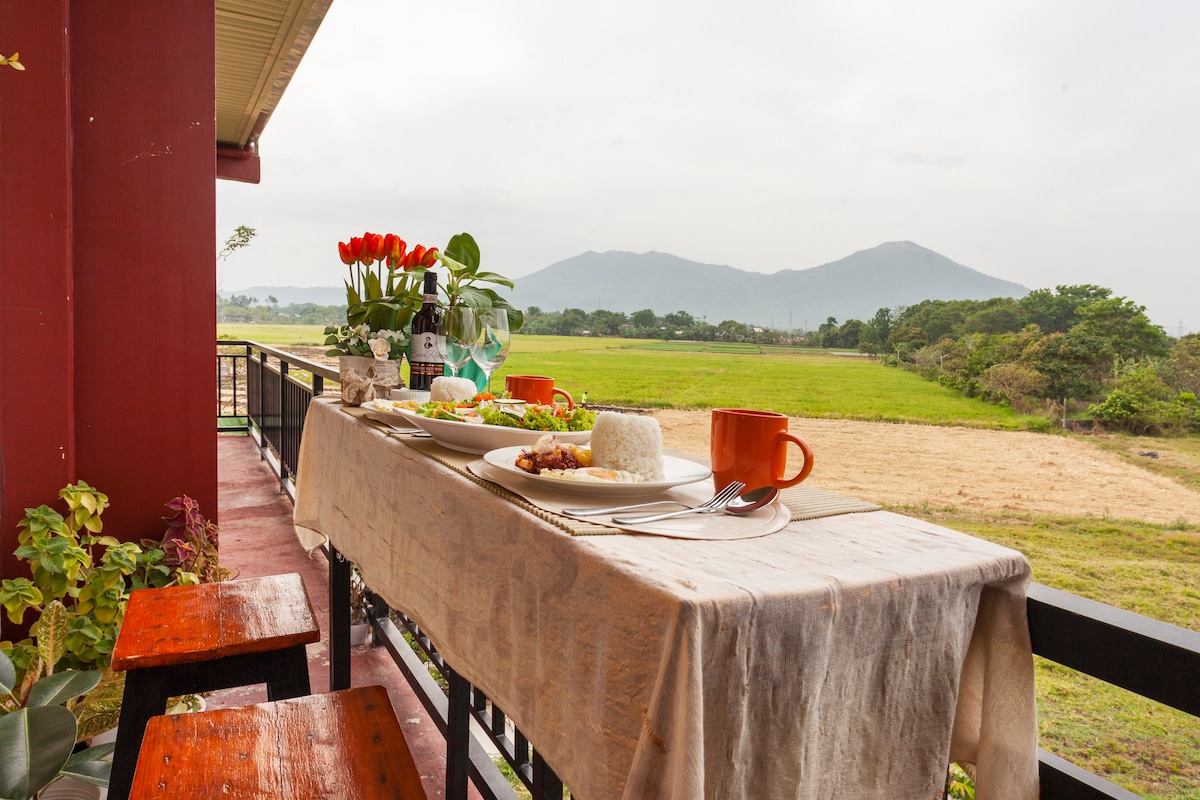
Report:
477,405,596,432
414,400,596,432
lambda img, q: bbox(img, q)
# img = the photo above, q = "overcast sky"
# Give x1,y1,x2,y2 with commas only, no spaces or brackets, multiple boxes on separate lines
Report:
216,0,1198,335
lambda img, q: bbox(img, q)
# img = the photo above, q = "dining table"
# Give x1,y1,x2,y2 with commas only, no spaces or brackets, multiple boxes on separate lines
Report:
293,397,1039,800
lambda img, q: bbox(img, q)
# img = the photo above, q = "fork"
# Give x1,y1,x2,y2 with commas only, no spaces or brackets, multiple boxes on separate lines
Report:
561,499,695,516
612,481,745,524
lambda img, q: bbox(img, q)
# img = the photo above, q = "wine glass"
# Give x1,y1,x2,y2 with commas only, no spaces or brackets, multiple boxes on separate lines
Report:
435,306,477,378
470,308,510,393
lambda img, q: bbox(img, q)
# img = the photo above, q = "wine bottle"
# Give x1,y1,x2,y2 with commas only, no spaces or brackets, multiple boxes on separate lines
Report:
407,271,442,391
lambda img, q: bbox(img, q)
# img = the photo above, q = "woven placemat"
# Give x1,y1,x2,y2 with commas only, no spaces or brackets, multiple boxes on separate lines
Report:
778,484,881,519
342,405,880,535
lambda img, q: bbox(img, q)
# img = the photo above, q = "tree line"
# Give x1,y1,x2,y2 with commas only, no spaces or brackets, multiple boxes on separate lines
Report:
821,285,1196,434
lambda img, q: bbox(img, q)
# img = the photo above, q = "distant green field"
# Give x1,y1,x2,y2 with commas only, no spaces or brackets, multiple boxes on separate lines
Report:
218,327,1040,428
219,324,330,347
497,335,1039,428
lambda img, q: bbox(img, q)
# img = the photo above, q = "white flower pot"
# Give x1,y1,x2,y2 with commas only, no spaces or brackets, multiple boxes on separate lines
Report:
350,622,373,647
38,777,102,800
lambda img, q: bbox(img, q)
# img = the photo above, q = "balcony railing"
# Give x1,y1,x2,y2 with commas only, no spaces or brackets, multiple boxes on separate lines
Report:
217,340,338,500
217,339,1200,800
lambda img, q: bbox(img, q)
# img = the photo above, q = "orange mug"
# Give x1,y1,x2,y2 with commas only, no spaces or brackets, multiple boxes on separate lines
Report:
505,374,574,409
710,408,813,492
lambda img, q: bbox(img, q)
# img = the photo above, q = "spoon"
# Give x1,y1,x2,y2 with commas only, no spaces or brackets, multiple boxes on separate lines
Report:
722,485,778,515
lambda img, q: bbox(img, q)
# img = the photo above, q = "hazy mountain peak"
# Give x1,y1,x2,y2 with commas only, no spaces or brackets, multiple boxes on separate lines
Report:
514,242,1028,327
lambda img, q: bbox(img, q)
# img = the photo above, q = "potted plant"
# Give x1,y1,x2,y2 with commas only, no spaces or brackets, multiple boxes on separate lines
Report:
0,646,113,800
0,484,228,741
433,232,524,392
325,231,526,400
153,495,233,585
325,232,439,404
435,232,523,331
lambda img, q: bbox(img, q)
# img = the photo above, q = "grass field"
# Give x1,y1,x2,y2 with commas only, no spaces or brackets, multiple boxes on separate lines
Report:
219,323,329,346
913,508,1200,799
218,324,1199,798
217,326,1043,429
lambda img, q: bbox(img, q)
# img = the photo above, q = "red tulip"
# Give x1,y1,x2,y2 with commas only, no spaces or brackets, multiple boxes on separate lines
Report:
404,244,427,269
363,232,386,265
384,234,407,266
338,241,355,266
420,246,439,267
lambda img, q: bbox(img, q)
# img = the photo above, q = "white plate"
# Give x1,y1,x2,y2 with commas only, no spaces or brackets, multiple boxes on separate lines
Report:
360,400,421,430
399,411,592,455
481,446,711,497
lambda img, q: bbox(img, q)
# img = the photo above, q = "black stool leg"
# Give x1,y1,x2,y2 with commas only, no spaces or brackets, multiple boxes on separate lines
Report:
108,668,172,800
266,642,313,701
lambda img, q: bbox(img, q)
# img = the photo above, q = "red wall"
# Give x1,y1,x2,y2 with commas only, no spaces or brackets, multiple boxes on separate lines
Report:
0,2,217,593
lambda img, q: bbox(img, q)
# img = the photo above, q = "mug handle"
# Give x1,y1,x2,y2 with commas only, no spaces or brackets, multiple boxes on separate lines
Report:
775,433,814,488
553,388,574,409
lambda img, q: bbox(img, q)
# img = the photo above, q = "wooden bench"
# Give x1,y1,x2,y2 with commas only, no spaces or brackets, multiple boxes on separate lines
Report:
108,573,321,800
128,685,427,799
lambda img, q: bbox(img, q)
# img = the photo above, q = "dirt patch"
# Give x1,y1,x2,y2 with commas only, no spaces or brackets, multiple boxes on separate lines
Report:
652,409,1200,525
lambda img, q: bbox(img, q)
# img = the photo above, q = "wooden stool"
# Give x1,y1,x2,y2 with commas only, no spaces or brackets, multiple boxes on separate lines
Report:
128,685,427,799
108,573,321,800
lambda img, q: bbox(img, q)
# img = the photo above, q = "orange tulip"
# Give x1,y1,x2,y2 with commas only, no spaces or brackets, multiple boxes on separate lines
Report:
363,232,386,265
338,241,355,266
383,234,407,266
420,246,439,267
404,244,427,269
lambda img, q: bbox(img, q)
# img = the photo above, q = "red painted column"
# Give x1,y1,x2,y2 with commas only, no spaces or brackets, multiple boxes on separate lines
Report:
0,1,217,591
0,1,76,590
68,1,218,540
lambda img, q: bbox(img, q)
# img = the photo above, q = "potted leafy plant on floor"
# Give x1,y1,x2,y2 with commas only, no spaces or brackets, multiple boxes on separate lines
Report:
0,632,113,799
0,482,230,758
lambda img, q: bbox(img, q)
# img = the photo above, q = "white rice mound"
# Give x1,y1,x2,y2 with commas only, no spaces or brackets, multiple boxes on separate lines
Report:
430,376,478,402
589,412,665,481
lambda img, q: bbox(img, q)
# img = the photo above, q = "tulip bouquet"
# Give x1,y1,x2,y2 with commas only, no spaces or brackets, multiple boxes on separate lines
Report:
324,232,439,359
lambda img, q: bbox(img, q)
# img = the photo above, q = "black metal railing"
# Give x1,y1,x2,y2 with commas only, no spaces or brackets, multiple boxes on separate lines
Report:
1027,583,1200,799
216,340,338,499
218,340,1200,800
329,548,554,800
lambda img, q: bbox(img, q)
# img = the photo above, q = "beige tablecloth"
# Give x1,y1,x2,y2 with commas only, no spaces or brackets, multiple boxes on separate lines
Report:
294,398,1038,800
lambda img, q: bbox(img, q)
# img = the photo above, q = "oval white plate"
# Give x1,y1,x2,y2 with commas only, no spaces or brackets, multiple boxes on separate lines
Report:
481,446,711,497
360,400,421,430
399,411,592,455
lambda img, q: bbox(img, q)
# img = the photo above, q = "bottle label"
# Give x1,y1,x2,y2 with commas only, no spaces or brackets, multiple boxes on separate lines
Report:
409,332,441,366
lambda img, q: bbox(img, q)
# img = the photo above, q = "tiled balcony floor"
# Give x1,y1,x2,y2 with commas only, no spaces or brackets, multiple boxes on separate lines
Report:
211,432,483,799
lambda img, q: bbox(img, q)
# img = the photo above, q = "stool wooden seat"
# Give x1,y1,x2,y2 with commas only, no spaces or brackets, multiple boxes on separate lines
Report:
108,573,321,800
128,685,427,799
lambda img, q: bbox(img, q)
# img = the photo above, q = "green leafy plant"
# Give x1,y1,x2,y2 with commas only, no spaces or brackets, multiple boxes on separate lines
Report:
436,232,524,332
0,484,227,736
0,631,113,799
946,763,975,799
0,483,141,677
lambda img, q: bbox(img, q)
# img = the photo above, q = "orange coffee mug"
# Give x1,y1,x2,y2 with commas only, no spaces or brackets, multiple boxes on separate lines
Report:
504,374,574,409
710,408,813,492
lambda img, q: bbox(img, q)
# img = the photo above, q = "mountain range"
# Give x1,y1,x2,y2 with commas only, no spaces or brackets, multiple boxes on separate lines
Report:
224,241,1030,328
513,241,1029,327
